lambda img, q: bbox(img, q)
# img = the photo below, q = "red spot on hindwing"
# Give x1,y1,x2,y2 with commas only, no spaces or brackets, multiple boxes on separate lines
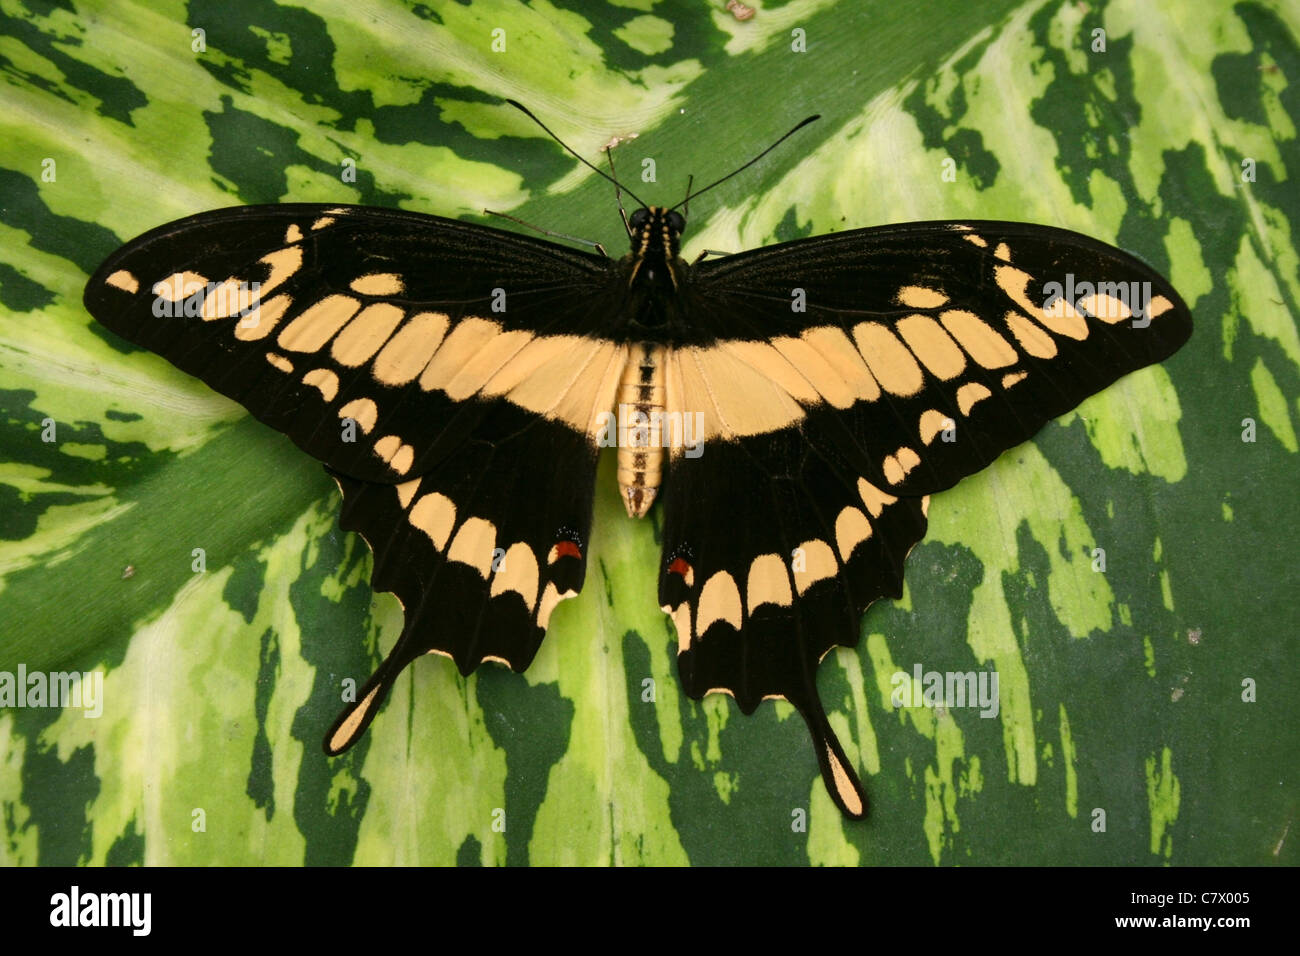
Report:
668,557,692,578
554,540,582,561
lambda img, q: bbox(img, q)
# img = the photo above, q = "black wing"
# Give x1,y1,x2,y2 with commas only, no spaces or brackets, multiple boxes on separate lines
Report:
682,220,1192,496
658,220,1191,816
84,204,626,751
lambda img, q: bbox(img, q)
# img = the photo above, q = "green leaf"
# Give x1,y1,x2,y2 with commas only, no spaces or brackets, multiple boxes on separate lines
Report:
1,0,1297,865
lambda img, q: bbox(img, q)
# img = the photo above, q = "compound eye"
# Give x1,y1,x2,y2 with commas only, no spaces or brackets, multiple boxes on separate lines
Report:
629,208,649,230
666,210,686,234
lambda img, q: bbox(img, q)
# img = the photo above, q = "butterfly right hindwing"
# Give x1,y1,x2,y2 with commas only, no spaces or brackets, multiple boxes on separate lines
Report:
324,406,600,753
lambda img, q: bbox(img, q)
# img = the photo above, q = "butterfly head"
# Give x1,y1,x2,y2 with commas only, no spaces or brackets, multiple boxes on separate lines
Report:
629,206,685,261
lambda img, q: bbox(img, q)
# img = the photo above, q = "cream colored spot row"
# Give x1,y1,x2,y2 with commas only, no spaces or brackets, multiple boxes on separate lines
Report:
1147,295,1174,318
200,278,257,322
490,542,541,612
793,539,837,596
373,434,414,475
338,397,378,434
1078,292,1130,323
278,295,361,352
793,327,881,406
409,491,456,551
153,271,207,302
303,367,340,401
421,318,533,401
957,381,992,415
805,327,882,402
854,322,924,397
537,582,576,629
447,516,496,578
1004,310,1057,359
857,477,897,518
265,352,293,374
333,303,404,366
234,294,291,342
997,265,1088,340
697,571,743,632
668,603,692,653
105,270,138,293
350,273,405,297
882,446,920,486
919,409,951,445
258,247,302,297
404,484,554,620
746,553,792,614
896,285,948,309
395,477,421,509
897,314,966,380
941,309,1017,369
374,311,450,386
834,506,873,561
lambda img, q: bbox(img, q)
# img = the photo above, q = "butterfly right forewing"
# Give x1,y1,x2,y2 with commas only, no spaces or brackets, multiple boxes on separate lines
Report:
85,203,620,485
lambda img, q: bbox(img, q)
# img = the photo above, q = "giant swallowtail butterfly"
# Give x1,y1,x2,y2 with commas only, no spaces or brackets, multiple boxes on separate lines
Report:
83,108,1191,819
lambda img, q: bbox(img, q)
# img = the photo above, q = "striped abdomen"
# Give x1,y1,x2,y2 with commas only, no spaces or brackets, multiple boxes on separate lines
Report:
617,343,665,518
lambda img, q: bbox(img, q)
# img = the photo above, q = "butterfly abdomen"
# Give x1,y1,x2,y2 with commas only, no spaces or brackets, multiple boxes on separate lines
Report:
616,343,666,518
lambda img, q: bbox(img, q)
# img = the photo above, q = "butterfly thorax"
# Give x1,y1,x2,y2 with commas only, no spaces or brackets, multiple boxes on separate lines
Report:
622,206,686,329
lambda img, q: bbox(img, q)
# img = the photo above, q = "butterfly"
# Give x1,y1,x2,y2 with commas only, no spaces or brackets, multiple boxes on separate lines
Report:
83,108,1191,819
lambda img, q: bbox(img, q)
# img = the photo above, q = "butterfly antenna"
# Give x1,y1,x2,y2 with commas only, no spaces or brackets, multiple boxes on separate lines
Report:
669,114,820,212
506,99,650,209
606,147,632,236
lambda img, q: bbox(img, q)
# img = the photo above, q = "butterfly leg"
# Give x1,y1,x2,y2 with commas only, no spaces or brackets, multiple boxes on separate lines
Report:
481,208,608,256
